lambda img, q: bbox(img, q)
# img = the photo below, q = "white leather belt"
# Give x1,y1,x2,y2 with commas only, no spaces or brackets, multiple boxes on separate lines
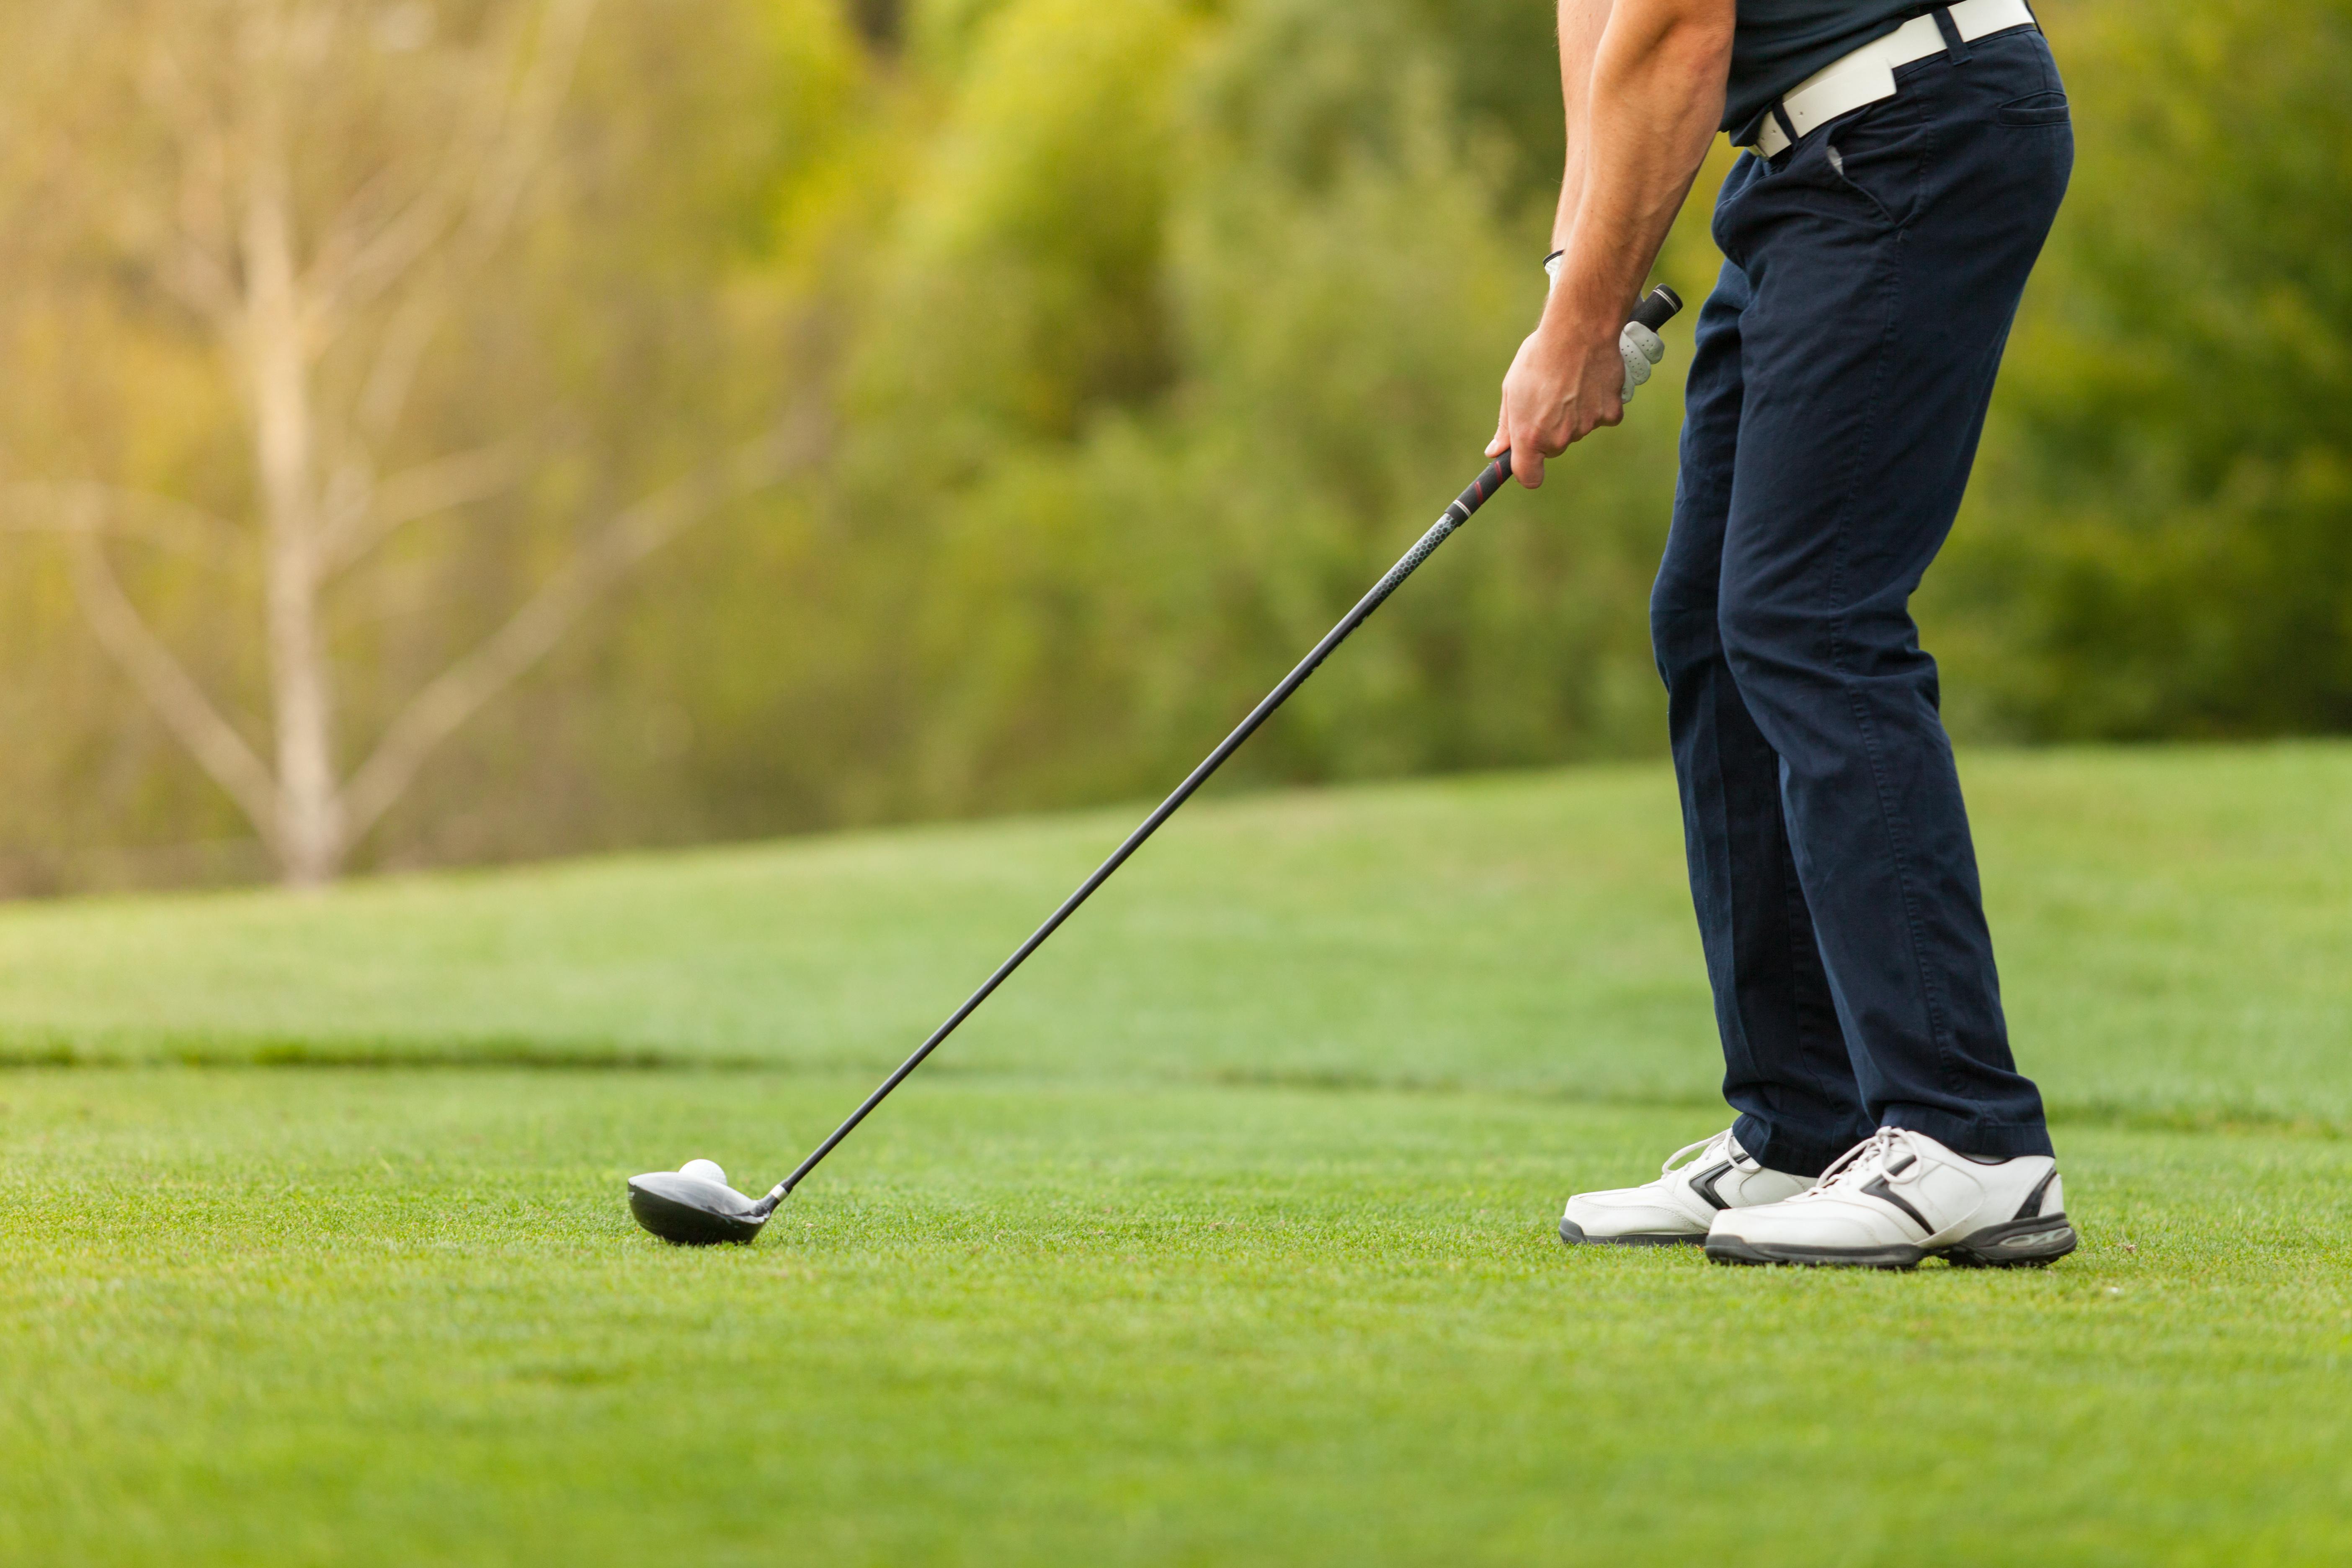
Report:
1748,0,2038,157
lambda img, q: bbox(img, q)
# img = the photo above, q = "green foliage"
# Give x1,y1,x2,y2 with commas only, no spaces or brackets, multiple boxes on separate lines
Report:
1927,0,2352,738
760,0,1708,830
0,0,833,885
865,0,1193,449
0,0,2342,885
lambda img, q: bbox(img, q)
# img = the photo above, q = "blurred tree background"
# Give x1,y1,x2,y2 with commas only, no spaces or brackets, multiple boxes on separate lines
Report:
0,0,2341,892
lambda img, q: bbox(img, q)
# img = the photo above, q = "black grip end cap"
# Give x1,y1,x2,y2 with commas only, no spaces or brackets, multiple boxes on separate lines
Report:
1632,284,1684,332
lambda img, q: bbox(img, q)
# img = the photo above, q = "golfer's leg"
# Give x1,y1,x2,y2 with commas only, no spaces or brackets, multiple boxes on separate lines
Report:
1712,33,2071,1157
1653,242,1869,1180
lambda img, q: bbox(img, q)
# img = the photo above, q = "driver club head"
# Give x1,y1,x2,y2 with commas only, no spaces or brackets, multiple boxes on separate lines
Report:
627,1159,776,1246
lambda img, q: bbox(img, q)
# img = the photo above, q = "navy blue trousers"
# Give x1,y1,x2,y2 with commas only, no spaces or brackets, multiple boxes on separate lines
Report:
1655,26,2071,1174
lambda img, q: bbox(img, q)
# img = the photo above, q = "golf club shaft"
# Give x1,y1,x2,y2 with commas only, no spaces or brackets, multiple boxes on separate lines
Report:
765,285,1684,1209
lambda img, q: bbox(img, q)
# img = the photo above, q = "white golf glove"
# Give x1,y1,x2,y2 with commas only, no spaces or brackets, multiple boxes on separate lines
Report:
1620,321,1666,405
1547,252,1670,405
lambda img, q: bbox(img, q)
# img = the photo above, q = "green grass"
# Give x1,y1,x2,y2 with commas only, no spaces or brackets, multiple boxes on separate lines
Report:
1,742,2347,1125
2,743,2349,1563
3,1070,2348,1566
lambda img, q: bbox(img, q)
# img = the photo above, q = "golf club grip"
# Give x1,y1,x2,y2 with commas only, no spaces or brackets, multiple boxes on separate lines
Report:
765,283,1686,1206
1633,283,1683,333
1458,284,1685,504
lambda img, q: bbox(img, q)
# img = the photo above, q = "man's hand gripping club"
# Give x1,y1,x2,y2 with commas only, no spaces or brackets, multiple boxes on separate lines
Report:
1489,0,1734,488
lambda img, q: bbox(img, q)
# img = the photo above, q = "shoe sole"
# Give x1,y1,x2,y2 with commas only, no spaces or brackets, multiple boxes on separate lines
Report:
1939,1213,2081,1269
1704,1213,2079,1271
1560,1218,1707,1248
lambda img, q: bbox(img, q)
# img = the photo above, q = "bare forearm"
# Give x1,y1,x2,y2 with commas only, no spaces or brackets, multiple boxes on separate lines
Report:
1490,0,1730,486
1551,0,1614,252
1549,0,1729,332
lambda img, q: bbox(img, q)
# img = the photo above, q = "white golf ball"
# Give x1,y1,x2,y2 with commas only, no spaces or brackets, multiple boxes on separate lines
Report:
678,1158,728,1187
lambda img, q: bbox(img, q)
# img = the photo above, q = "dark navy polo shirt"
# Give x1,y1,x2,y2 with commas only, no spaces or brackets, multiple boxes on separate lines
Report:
1724,0,1926,139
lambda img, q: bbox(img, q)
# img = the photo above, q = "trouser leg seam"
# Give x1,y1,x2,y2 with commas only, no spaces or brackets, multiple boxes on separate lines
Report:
1824,235,1960,1109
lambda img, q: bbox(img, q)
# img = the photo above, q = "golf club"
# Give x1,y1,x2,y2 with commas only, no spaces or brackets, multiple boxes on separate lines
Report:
628,284,1686,1244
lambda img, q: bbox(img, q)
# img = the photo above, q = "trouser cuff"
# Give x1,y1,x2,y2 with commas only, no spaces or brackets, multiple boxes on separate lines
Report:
1731,1112,1861,1180
1880,1103,2055,1159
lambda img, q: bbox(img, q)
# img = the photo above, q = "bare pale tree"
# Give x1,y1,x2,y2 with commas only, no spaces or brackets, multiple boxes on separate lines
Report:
1,0,811,885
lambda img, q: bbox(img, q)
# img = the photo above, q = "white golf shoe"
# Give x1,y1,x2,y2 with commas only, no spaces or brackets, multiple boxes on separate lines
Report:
1705,1125,2077,1269
1560,1128,1814,1247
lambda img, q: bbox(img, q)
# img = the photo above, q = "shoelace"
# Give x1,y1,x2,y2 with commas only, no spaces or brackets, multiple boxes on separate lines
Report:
1660,1128,1736,1179
1804,1125,1916,1196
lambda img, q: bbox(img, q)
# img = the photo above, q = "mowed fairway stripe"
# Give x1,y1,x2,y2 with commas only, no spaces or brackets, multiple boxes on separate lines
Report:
0,745,2344,1130
1,1068,2348,1567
